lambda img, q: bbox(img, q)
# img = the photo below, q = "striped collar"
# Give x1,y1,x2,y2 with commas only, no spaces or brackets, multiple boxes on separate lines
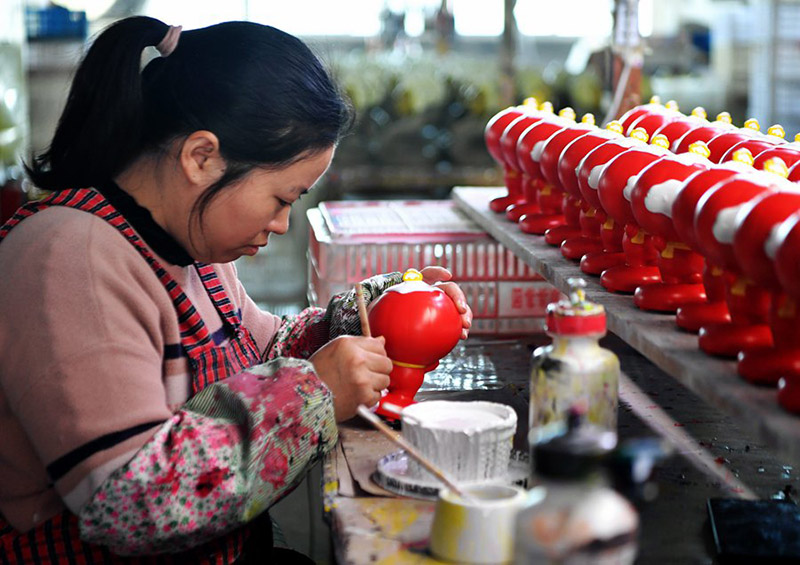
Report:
97,180,194,266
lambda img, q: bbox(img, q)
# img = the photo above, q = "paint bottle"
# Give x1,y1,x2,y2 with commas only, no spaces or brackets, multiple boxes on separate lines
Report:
528,277,619,459
513,409,639,564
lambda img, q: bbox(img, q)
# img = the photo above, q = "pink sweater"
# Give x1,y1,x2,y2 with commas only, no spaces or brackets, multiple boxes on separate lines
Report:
0,206,281,532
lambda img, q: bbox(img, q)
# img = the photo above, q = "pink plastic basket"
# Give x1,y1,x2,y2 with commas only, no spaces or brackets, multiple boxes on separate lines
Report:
307,200,562,335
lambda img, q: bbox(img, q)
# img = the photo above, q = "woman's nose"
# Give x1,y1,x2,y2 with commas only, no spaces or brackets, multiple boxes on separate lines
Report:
269,207,291,235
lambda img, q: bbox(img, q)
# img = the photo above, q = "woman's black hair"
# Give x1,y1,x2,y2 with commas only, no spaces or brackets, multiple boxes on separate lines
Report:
27,16,354,217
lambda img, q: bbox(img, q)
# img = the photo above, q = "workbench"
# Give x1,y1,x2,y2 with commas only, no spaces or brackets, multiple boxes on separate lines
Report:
322,187,800,564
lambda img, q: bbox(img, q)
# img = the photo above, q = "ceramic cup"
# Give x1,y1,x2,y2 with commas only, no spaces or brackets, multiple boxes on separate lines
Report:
430,483,529,564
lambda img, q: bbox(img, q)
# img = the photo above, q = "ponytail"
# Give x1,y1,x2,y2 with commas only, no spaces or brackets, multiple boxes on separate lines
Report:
27,18,354,206
26,17,169,190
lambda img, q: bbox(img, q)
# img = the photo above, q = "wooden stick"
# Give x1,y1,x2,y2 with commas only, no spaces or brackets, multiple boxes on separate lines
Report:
356,405,475,502
355,284,371,338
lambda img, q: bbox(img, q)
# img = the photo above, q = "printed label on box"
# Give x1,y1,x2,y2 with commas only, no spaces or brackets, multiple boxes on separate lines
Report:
497,281,564,318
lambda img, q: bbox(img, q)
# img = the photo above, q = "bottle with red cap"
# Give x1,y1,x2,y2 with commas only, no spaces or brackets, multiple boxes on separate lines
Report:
529,277,620,455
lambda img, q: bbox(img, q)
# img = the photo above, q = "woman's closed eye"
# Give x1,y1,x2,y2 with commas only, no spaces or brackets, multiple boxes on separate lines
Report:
279,191,305,208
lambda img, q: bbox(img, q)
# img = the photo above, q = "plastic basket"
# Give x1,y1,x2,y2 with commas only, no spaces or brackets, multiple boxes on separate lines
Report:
307,200,562,335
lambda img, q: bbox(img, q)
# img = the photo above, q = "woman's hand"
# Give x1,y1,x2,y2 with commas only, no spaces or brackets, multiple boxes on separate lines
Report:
310,335,392,422
420,266,473,339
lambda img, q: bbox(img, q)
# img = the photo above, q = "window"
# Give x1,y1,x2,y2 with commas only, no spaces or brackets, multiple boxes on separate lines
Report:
515,0,613,38
56,0,622,39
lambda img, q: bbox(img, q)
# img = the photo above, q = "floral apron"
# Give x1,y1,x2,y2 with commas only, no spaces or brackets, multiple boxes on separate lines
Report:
0,188,265,564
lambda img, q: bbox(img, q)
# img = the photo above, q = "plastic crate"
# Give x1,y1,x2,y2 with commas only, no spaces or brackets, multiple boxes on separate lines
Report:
26,6,87,41
307,200,562,336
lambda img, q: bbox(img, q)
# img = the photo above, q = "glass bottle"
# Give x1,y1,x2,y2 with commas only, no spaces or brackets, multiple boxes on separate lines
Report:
514,410,638,564
529,277,620,454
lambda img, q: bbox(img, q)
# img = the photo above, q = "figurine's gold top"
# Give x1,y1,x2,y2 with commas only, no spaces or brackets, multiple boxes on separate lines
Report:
715,111,732,124
691,106,707,120
559,107,577,121
763,157,789,178
629,127,649,143
651,133,670,150
743,118,760,131
402,269,424,282
688,140,711,159
767,124,786,139
605,120,624,135
732,147,754,167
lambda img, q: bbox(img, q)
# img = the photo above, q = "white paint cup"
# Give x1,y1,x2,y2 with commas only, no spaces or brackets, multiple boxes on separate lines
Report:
430,483,529,564
402,400,517,483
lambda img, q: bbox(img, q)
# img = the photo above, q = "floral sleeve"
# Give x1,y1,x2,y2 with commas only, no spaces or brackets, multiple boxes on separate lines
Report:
265,271,402,360
78,358,336,556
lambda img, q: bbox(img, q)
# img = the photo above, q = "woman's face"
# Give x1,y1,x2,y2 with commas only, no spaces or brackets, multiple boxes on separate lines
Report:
186,146,334,263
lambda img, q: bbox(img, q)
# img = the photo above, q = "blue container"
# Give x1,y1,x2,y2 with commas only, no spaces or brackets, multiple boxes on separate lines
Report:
25,6,88,41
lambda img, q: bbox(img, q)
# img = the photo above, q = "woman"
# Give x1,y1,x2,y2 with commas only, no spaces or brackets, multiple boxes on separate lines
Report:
0,17,472,563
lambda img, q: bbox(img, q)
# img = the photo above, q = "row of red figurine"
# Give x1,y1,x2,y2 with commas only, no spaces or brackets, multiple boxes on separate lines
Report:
484,98,800,414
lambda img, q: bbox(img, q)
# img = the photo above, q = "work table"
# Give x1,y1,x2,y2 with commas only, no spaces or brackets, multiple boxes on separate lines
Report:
324,337,799,564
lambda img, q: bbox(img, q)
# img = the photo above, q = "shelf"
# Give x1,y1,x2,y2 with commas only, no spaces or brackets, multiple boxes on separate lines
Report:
452,186,800,465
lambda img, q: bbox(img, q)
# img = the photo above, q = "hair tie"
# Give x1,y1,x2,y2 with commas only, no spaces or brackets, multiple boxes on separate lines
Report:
156,25,182,57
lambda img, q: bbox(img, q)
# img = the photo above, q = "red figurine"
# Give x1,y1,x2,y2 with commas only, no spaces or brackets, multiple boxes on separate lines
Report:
693,166,780,357
752,137,800,172
788,158,800,183
485,100,537,213
774,212,800,412
538,113,598,246
629,142,711,311
574,130,642,275
733,175,800,385
511,105,571,223
369,269,463,419
719,124,786,164
651,106,708,149
705,118,763,163
596,132,671,293
626,99,682,138
499,104,553,220
516,108,577,234
672,111,735,154
670,152,755,332
618,96,665,134
557,121,625,261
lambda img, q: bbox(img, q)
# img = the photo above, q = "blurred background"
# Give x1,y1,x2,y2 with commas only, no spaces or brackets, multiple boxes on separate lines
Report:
1,0,780,316
0,2,793,560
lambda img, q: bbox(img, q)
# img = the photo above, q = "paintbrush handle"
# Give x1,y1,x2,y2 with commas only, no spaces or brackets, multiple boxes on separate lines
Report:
356,405,472,501
355,285,371,338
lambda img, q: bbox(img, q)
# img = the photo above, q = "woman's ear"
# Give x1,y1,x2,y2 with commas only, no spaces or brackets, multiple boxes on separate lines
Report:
179,131,225,187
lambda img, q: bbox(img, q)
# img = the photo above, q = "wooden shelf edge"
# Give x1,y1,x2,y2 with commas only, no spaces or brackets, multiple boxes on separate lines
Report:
452,186,800,464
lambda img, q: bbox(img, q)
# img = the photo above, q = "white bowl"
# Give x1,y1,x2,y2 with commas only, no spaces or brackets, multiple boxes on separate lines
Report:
401,400,517,483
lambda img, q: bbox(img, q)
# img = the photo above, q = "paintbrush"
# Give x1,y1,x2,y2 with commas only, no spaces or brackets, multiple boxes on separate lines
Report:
355,284,371,338
356,405,476,502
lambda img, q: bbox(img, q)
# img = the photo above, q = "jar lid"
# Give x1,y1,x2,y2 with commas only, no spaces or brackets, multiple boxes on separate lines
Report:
545,278,606,336
533,409,617,480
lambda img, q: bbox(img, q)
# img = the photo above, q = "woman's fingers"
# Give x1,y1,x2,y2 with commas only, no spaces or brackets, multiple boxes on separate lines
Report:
371,370,391,392
420,265,452,284
437,281,468,311
432,281,473,338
